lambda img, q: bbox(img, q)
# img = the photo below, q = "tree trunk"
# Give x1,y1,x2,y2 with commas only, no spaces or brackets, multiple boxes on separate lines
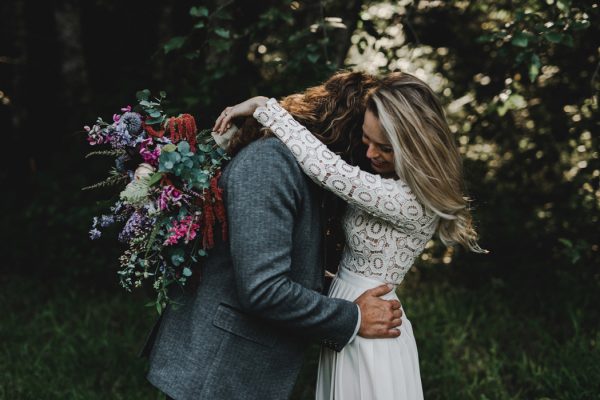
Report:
54,0,90,117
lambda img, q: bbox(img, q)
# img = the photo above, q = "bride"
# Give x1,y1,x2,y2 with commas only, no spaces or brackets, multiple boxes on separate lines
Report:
214,71,485,400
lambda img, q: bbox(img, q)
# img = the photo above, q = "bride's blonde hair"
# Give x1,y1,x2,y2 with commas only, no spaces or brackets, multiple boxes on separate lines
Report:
368,72,486,253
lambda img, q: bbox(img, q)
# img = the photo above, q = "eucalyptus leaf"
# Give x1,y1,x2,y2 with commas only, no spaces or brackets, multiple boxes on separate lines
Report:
136,89,150,101
171,250,185,266
162,144,177,153
178,141,191,154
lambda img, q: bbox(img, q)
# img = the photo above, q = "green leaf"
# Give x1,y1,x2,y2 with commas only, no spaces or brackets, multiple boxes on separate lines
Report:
193,21,206,29
307,53,320,63
162,144,177,153
212,39,233,52
529,54,541,82
511,32,529,48
190,6,209,17
171,249,185,266
177,141,191,154
515,51,530,66
572,20,590,31
148,172,163,186
476,34,496,43
556,0,571,12
182,267,192,277
159,91,167,98
149,111,161,118
136,89,150,101
561,34,574,47
544,32,563,43
163,36,186,54
559,238,573,248
214,28,230,39
145,116,165,125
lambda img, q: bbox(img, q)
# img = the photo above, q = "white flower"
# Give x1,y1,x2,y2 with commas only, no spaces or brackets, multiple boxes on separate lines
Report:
134,163,155,181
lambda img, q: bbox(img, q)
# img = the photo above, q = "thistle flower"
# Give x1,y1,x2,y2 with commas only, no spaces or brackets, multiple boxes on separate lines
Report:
120,112,143,135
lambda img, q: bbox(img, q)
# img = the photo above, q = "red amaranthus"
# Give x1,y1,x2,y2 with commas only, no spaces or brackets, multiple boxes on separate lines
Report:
168,114,197,151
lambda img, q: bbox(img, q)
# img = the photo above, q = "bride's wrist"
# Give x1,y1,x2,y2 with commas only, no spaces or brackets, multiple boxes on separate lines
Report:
253,96,269,109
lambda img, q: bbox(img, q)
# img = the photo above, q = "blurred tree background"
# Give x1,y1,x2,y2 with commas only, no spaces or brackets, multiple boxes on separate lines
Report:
1,0,598,399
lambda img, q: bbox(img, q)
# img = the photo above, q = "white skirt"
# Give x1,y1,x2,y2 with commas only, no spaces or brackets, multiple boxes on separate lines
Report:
315,268,424,400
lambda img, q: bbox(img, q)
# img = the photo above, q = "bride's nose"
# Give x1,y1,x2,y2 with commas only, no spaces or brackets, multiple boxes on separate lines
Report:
366,144,379,160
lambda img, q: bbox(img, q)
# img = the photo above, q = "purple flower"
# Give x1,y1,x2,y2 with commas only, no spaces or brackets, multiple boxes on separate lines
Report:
108,112,144,149
139,137,161,166
89,228,101,240
99,215,115,228
118,210,154,244
158,185,185,211
86,124,109,146
121,112,143,135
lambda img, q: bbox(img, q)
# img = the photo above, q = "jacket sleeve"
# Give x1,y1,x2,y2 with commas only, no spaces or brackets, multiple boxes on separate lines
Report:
226,138,358,351
253,98,438,233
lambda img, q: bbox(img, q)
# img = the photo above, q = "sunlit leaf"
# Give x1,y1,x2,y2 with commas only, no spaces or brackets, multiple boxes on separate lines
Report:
190,6,209,18
511,32,529,47
529,54,541,82
163,36,186,54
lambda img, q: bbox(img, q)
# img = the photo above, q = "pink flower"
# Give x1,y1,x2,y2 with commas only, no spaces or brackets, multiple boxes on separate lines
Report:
139,137,161,166
158,185,184,211
121,105,132,112
163,215,200,246
113,113,120,123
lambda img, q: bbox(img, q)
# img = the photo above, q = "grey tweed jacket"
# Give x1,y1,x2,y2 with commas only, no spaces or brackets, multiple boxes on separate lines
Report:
143,138,359,400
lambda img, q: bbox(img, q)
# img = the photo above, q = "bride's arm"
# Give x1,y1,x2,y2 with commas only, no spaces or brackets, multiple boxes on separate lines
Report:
253,98,436,232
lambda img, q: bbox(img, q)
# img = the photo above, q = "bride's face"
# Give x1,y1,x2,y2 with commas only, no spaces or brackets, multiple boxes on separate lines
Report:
362,109,396,176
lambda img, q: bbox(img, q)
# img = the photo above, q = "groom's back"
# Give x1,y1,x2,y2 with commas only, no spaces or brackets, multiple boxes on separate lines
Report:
146,138,325,400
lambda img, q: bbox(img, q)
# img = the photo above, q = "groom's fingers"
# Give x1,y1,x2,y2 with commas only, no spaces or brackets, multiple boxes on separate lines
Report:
386,328,401,337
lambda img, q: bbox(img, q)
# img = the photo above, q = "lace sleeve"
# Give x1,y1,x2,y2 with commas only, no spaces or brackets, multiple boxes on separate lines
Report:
253,98,436,232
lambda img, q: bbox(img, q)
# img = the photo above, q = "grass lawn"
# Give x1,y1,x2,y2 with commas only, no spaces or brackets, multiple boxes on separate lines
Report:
1,268,598,400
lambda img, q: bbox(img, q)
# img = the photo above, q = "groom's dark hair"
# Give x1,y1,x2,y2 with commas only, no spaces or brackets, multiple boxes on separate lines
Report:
228,70,379,166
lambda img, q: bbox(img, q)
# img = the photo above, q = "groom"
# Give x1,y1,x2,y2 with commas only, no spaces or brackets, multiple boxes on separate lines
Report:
142,135,402,399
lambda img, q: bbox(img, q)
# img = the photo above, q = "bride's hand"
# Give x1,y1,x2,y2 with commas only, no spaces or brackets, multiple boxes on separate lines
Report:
213,96,269,134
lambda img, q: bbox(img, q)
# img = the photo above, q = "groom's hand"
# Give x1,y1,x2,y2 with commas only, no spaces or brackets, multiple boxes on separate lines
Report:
354,284,403,339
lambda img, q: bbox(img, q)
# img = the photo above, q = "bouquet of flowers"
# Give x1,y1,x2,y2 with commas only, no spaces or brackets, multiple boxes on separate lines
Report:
84,90,229,313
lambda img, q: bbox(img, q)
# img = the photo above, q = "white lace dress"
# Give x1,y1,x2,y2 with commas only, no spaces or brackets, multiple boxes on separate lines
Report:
254,99,439,400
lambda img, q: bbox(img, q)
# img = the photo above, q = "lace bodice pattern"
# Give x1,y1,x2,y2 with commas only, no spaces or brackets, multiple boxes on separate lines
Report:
253,98,439,284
